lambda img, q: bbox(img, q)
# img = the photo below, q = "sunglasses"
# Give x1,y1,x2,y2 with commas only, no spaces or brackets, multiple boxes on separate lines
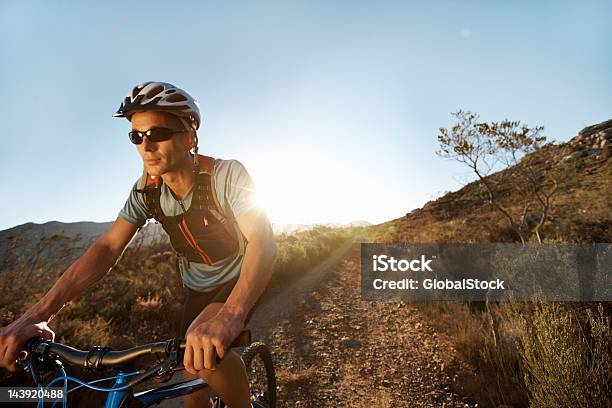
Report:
128,127,187,144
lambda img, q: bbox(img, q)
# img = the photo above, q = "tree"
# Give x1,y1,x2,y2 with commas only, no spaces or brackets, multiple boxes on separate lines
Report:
437,110,558,243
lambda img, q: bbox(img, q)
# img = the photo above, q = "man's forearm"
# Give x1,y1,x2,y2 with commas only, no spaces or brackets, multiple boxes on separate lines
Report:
22,241,120,323
220,237,277,323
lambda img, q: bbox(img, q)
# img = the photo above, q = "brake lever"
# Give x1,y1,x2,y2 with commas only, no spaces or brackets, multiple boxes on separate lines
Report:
154,338,182,382
20,338,64,386
167,338,182,368
124,338,182,387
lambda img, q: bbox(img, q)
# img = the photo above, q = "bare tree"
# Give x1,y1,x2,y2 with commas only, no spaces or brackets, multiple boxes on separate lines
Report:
437,110,558,243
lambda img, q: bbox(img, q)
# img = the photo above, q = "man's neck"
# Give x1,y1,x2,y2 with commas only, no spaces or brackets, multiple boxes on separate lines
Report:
161,157,195,201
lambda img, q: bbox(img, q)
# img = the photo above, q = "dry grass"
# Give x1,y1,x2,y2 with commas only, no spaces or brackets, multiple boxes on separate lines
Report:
271,225,357,286
519,303,612,408
418,301,529,407
0,226,357,351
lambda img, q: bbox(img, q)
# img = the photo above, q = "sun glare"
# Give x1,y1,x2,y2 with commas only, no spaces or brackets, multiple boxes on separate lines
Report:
249,152,358,225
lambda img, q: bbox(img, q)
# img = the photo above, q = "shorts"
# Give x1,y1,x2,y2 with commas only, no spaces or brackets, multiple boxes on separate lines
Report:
178,275,259,338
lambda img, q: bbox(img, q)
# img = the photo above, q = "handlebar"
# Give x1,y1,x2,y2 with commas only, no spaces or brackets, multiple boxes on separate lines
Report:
26,329,252,370
0,330,252,383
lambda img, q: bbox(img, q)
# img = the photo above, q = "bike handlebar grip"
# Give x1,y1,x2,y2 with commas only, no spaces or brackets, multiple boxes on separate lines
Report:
25,337,45,353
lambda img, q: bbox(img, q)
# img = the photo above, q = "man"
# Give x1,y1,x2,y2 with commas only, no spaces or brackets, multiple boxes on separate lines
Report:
0,82,277,408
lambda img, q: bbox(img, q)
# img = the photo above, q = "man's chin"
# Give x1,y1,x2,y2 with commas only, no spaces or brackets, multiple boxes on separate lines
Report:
144,164,164,176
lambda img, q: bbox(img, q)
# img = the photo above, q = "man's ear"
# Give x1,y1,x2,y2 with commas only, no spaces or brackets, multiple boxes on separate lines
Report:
184,131,196,150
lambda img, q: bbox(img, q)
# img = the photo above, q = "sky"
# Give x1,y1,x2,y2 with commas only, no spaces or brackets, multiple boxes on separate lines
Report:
1,1,611,231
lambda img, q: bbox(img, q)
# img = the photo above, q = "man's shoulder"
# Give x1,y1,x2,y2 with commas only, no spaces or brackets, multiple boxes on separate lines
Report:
213,158,248,179
213,157,245,170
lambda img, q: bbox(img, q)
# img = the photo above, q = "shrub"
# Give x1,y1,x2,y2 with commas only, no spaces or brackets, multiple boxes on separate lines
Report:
518,303,612,408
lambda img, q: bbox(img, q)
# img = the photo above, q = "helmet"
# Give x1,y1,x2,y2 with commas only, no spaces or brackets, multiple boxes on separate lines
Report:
113,82,201,130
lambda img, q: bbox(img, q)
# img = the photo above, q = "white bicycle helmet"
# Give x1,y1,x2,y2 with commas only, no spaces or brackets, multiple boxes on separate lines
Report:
113,82,201,130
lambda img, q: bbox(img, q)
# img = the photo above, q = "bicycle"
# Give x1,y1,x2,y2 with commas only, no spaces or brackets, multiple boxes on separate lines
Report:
0,329,276,407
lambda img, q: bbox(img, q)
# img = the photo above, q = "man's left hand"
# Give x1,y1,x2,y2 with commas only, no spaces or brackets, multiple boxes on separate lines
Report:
183,312,244,373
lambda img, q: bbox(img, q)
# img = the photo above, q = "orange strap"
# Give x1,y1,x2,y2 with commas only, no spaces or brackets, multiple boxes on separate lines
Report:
178,217,213,265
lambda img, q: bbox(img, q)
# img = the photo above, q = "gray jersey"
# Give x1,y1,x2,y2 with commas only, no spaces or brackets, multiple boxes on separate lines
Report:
118,159,257,292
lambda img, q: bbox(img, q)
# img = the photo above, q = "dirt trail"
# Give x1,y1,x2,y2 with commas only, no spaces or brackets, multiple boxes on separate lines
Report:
162,240,475,407
250,240,474,407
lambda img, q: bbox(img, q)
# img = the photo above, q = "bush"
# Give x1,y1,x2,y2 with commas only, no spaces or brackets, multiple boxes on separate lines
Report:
519,303,612,408
271,226,353,286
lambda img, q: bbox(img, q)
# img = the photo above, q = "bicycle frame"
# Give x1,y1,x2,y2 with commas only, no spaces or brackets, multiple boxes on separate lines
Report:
104,371,209,408
38,369,212,408
10,334,269,407
104,371,129,408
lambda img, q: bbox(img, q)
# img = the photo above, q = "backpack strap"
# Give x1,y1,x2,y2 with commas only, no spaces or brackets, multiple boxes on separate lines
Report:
136,168,165,222
194,155,247,257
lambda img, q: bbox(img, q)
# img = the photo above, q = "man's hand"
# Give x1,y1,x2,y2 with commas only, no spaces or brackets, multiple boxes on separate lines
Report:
183,312,244,374
0,317,55,372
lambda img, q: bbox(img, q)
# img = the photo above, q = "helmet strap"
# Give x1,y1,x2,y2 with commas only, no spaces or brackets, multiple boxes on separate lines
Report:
192,133,199,171
177,117,199,171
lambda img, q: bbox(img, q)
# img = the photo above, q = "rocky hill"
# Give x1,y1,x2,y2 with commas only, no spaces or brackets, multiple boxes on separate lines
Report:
0,221,167,277
372,118,612,244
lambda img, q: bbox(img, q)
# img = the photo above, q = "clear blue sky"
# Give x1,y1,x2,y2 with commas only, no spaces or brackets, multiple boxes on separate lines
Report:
1,1,610,231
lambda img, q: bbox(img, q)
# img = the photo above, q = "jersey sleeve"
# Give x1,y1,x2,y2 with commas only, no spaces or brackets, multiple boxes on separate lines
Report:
118,180,149,227
222,160,258,218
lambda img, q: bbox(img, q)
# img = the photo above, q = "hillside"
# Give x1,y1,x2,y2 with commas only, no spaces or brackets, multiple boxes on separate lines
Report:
365,118,612,407
0,221,167,278
372,118,612,244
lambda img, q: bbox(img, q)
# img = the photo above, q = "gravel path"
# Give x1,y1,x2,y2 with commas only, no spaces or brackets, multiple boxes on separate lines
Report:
162,240,478,407
252,241,476,407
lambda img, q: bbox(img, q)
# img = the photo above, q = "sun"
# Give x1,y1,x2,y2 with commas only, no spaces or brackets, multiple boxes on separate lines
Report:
249,152,340,225
252,160,313,224
247,150,382,226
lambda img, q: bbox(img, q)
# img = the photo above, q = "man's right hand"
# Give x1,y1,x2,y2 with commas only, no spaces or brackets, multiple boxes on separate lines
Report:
0,317,55,372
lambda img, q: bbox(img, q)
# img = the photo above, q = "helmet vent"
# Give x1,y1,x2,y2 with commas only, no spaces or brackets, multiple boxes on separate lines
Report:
145,85,164,99
166,93,188,103
131,86,141,98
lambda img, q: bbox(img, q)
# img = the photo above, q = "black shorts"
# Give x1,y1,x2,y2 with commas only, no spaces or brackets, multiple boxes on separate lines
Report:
178,276,259,338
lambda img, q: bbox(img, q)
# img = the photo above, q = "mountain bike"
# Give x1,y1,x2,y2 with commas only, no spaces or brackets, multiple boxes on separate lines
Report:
0,329,276,407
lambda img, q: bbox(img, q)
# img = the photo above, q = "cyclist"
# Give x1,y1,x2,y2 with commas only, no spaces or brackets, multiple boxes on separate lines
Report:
0,82,277,408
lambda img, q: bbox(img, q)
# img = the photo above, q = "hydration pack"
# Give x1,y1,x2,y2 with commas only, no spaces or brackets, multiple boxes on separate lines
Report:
136,155,246,266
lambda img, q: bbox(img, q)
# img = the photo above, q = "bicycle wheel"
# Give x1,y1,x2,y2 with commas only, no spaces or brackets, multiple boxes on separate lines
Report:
241,342,276,408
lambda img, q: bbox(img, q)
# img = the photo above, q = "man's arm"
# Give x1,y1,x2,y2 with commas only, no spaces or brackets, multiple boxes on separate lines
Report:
219,207,277,324
0,217,139,371
23,217,139,322
183,206,276,372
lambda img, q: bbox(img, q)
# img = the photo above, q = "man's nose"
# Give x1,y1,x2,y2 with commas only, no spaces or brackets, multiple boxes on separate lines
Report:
141,135,157,151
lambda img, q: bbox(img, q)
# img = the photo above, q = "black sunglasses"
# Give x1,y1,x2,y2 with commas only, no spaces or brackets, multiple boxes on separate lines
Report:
128,127,187,144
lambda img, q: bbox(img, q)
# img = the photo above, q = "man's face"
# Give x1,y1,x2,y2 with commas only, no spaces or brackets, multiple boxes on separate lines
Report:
130,111,194,176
